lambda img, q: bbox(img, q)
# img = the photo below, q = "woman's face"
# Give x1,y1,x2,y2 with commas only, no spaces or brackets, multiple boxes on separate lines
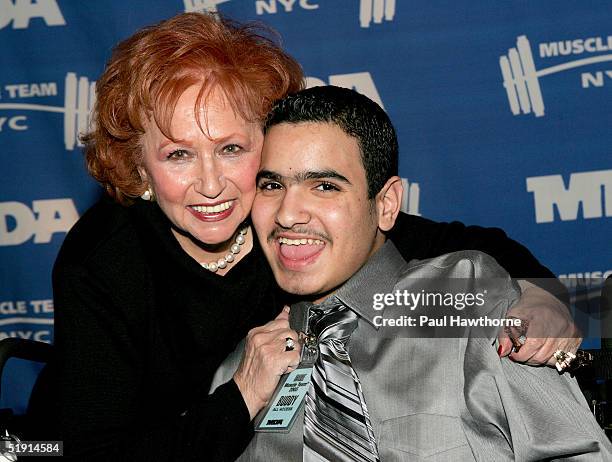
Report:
140,85,263,247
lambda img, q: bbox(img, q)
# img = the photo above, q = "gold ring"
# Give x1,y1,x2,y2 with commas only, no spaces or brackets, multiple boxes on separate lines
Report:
553,349,576,372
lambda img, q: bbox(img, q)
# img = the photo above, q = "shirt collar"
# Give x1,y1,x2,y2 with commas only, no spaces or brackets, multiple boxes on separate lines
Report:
332,240,408,328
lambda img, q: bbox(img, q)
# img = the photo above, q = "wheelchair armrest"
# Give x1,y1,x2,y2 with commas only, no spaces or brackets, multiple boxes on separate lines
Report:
0,338,53,380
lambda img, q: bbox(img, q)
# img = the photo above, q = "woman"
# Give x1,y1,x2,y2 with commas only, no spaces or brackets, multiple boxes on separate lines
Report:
30,12,303,461
29,11,573,462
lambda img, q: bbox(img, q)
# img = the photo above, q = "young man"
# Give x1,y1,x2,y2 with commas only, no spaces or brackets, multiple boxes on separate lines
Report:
212,86,608,460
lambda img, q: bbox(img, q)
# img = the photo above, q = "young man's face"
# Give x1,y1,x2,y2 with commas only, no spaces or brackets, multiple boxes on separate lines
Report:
252,122,386,302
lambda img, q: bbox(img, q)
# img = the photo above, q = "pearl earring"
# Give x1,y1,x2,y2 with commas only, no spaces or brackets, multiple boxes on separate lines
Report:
141,186,154,201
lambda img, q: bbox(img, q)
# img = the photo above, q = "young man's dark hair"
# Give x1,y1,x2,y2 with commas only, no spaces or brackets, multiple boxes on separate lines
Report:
264,85,398,199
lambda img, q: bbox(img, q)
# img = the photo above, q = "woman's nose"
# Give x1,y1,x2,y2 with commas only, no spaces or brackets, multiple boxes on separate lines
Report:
194,157,226,198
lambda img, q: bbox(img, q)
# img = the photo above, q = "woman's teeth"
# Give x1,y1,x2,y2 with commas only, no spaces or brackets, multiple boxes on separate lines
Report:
192,201,232,213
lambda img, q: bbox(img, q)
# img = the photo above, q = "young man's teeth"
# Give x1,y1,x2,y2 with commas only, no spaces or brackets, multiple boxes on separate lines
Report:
278,237,324,246
192,201,232,213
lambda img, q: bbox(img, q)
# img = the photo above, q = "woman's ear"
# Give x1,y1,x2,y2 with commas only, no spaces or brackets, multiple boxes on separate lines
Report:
375,176,403,232
137,166,155,201
137,165,148,183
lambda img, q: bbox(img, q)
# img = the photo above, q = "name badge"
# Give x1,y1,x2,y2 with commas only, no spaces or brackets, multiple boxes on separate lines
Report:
254,367,313,432
254,302,315,433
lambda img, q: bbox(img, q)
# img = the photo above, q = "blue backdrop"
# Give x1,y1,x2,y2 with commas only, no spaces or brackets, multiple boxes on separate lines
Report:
1,0,610,412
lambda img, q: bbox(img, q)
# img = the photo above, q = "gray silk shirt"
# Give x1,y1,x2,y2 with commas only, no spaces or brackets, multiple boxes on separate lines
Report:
210,242,611,461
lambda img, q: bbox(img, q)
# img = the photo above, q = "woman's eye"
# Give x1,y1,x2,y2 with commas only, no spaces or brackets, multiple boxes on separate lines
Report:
315,182,340,192
222,144,243,154
166,149,190,160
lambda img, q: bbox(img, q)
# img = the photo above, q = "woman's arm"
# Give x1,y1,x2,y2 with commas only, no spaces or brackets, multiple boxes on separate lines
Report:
389,212,556,279
389,212,580,365
32,251,253,461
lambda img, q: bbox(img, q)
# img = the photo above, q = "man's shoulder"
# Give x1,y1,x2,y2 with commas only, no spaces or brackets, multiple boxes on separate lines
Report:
405,250,506,276
392,251,519,312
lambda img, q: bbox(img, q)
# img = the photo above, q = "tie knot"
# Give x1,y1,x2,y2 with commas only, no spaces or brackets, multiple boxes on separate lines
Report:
310,302,358,343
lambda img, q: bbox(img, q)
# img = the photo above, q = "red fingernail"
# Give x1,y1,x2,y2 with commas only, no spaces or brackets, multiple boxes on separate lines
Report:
497,345,503,356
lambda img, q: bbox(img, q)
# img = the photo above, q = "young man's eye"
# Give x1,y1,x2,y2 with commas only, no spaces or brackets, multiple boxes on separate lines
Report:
315,182,340,192
258,181,283,191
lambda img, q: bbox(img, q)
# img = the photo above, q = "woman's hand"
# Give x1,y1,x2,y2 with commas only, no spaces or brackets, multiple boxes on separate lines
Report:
233,307,301,420
498,280,581,366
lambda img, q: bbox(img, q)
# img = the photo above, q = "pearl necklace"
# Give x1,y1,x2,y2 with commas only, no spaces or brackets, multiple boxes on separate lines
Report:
200,226,249,273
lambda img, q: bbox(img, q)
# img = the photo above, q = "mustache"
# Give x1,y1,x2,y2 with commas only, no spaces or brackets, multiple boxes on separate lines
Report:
267,226,331,243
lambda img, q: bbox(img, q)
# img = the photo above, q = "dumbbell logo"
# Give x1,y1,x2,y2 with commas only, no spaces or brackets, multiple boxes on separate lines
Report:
0,72,95,150
183,0,230,13
360,0,395,28
500,35,612,117
400,178,420,216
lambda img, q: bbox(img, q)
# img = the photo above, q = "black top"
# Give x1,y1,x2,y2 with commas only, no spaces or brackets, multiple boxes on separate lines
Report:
27,198,556,461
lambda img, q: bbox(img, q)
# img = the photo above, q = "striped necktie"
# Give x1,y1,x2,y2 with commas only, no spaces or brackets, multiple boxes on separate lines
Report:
303,301,380,462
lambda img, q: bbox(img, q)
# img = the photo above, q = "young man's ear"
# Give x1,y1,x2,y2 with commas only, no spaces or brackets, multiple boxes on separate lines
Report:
375,176,403,232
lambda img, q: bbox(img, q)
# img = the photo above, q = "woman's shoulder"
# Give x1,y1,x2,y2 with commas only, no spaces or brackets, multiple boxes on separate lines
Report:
55,198,143,269
52,198,154,324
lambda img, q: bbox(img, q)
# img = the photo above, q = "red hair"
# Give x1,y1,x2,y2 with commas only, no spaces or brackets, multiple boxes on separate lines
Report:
83,12,304,204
